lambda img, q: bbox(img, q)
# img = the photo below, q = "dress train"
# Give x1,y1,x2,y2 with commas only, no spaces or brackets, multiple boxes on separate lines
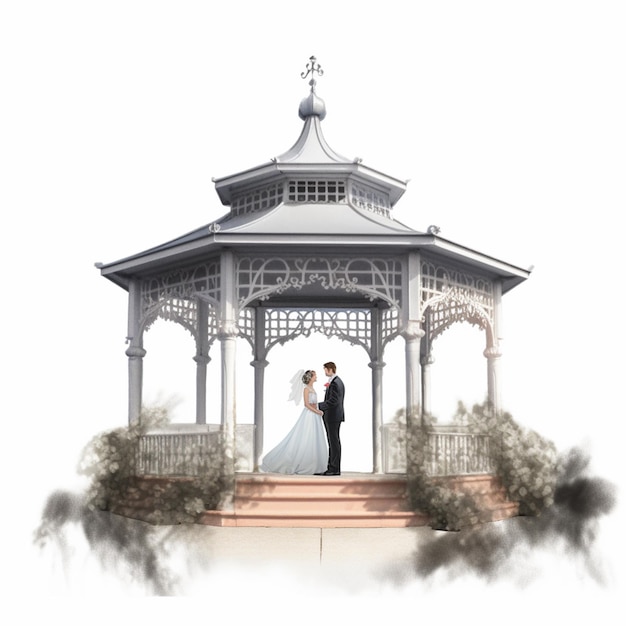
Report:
260,392,327,475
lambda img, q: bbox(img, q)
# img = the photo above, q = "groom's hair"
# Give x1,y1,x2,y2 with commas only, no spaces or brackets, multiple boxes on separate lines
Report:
323,361,336,373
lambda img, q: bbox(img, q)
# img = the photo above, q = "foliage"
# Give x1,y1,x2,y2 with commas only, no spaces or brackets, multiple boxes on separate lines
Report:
404,400,558,530
453,400,558,516
77,405,234,524
405,425,484,531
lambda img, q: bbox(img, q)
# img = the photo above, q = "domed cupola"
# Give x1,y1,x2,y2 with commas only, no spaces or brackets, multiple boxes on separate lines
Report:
298,65,327,121
212,56,408,226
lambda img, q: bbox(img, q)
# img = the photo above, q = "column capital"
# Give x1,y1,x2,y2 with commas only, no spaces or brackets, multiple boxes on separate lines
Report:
483,345,502,359
217,322,239,341
368,360,386,371
250,359,269,369
193,354,211,365
125,346,146,358
401,320,425,341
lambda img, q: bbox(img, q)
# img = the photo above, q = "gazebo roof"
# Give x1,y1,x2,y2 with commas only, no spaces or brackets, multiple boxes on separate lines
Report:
98,61,530,294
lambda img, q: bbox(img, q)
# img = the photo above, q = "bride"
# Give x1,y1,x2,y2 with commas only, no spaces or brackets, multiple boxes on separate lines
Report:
259,369,328,474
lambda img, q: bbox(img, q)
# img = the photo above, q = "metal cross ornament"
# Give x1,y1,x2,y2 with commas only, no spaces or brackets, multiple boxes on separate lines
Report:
300,55,324,87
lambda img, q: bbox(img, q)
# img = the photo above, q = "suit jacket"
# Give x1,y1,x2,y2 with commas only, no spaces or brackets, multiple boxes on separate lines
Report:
318,376,345,422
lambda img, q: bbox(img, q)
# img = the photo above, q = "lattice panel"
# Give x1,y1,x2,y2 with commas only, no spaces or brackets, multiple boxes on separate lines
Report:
381,307,400,345
140,261,221,337
264,308,371,353
231,182,283,217
421,260,494,340
156,297,197,336
287,180,347,203
349,182,391,218
237,307,255,348
237,256,403,308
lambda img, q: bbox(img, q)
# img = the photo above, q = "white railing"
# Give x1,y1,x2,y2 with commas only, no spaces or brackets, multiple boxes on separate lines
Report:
135,424,255,475
382,423,495,476
426,427,494,476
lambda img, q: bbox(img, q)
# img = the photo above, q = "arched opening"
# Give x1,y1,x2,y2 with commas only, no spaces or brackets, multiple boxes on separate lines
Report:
142,319,196,423
261,334,373,472
381,336,406,422
428,321,486,421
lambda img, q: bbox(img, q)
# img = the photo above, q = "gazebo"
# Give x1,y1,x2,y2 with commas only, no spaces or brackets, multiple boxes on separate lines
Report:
98,57,530,480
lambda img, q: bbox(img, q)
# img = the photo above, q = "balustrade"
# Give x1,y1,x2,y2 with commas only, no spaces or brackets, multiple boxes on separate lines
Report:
383,423,495,476
426,427,494,476
135,424,255,475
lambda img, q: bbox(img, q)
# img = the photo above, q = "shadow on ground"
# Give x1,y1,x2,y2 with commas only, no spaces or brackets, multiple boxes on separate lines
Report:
33,447,617,595
401,447,617,586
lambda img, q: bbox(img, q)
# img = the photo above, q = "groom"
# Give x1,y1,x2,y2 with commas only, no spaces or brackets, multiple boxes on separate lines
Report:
316,361,345,476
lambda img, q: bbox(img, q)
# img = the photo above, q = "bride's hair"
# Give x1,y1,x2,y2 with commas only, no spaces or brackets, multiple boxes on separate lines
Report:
302,370,315,385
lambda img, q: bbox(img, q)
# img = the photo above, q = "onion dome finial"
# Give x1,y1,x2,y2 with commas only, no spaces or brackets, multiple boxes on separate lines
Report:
298,55,326,120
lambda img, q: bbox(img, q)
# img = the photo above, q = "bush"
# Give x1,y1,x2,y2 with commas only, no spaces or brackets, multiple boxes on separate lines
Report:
453,400,558,516
405,400,558,529
406,425,484,531
77,406,234,524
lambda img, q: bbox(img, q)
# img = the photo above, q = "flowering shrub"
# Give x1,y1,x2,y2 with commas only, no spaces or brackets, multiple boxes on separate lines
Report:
404,400,558,530
452,400,558,516
78,406,234,524
406,425,484,531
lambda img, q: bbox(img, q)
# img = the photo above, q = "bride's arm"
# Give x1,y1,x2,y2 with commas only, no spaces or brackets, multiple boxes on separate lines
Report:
303,387,323,414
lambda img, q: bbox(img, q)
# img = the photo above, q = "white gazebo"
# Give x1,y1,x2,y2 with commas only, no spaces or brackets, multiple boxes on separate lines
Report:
98,57,530,476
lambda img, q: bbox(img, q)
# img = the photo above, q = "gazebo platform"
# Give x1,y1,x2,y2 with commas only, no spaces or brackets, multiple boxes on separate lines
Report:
106,472,517,528
108,472,519,528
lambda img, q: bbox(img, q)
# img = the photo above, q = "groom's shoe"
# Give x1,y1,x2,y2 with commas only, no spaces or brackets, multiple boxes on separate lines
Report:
321,470,340,476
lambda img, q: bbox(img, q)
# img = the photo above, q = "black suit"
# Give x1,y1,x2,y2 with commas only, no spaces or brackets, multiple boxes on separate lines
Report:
318,376,345,474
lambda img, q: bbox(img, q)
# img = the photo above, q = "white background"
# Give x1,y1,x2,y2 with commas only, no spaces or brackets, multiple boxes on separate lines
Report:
1,0,624,618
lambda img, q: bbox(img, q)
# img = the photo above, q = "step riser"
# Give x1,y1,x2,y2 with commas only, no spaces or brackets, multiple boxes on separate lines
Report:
235,498,409,514
235,486,408,498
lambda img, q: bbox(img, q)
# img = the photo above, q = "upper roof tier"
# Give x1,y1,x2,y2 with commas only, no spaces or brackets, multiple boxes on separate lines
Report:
212,61,408,223
98,57,531,295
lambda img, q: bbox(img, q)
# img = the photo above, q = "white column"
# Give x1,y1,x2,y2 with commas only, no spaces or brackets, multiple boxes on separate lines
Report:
369,305,385,473
369,360,385,473
419,313,433,419
420,352,434,419
402,251,424,427
403,321,425,427
194,299,210,425
251,306,267,471
125,278,145,425
484,345,502,414
485,279,503,414
219,325,237,467
219,250,238,474
251,358,268,470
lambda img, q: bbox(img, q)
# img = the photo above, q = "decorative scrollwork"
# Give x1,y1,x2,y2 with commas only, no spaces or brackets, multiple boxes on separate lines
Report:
139,261,221,337
237,256,402,308
421,260,495,342
264,308,372,354
425,287,493,342
301,55,323,81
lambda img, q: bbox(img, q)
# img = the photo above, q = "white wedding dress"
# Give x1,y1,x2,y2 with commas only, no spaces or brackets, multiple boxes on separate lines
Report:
260,390,328,475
